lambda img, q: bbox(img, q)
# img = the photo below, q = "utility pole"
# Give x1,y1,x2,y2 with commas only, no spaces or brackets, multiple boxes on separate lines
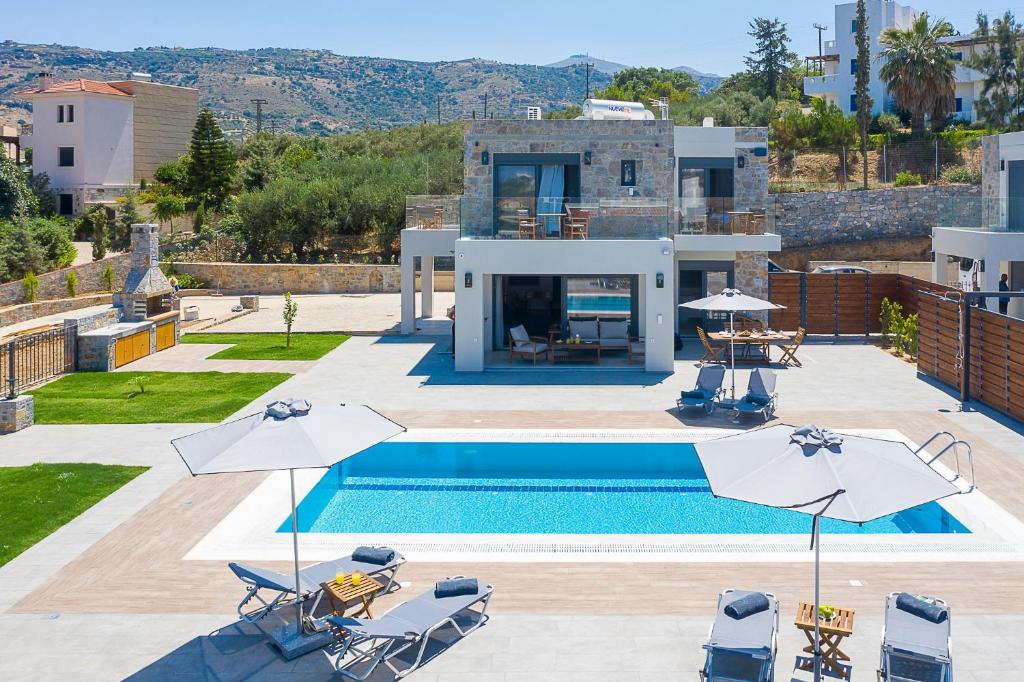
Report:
483,93,488,119
250,98,268,133
436,94,442,125
584,62,595,100
813,24,828,76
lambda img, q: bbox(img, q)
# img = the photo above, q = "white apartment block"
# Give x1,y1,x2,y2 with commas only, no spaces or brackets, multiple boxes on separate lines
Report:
16,72,198,216
804,0,986,122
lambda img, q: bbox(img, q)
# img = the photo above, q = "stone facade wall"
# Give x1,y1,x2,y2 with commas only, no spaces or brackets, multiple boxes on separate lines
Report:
71,306,122,333
982,135,1001,201
463,120,675,238
734,127,770,210
169,262,401,295
0,254,129,309
774,184,981,249
734,250,769,300
0,293,113,329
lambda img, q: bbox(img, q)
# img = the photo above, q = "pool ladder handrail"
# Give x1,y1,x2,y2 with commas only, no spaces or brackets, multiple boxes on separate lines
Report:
915,431,975,492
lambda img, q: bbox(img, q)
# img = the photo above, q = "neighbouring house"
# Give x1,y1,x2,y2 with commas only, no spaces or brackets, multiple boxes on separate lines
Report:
1,124,20,162
932,132,1024,316
400,106,780,372
15,72,199,216
804,0,986,122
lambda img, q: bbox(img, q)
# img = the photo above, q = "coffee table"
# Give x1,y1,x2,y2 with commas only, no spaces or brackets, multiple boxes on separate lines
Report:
318,572,383,618
794,601,856,679
551,340,601,364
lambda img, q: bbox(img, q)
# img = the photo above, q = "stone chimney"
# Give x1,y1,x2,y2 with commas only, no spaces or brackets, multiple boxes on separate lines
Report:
116,224,173,322
37,72,53,91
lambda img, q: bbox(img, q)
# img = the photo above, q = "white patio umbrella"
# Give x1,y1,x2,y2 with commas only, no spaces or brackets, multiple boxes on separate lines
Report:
680,288,784,398
171,399,405,655
695,424,964,681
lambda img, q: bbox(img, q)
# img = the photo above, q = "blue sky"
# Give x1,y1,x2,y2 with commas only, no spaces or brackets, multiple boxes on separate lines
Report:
10,0,1014,75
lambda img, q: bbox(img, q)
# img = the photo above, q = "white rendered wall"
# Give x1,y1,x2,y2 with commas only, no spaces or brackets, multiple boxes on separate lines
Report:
454,239,675,372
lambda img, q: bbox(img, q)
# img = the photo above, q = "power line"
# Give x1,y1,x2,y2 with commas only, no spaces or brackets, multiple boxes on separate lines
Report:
812,24,829,76
250,98,268,133
584,61,595,100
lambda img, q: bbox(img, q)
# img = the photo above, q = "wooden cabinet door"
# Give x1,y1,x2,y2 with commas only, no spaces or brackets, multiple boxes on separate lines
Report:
133,331,150,360
156,322,175,351
114,337,133,368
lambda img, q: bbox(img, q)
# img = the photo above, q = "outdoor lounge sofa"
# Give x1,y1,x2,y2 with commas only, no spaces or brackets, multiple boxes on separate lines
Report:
328,576,493,681
733,369,777,422
228,547,405,623
678,364,727,414
567,319,633,353
878,592,952,682
701,589,779,682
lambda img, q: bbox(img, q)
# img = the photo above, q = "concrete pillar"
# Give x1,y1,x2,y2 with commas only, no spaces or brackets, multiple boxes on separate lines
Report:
455,265,485,372
421,255,434,318
644,255,676,372
400,255,416,334
980,258,1001,312
932,253,948,285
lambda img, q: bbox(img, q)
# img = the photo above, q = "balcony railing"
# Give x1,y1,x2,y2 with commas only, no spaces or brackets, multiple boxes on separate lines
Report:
936,197,1024,232
460,197,672,240
803,73,839,94
677,198,778,236
405,195,461,230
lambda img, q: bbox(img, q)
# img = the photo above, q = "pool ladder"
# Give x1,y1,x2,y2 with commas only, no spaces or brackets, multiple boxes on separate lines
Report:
915,432,975,492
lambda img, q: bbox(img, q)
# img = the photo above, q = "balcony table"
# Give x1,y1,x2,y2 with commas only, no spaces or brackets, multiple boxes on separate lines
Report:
794,601,855,679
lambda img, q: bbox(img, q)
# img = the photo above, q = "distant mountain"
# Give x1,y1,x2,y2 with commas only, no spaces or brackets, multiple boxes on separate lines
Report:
672,66,725,95
0,41,612,135
544,54,630,75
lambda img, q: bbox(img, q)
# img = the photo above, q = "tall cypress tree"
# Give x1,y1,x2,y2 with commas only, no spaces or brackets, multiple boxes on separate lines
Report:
185,108,235,208
854,0,874,189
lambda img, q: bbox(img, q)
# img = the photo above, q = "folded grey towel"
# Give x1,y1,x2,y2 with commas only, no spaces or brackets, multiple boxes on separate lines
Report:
352,546,394,566
724,593,770,620
896,592,948,623
435,578,478,598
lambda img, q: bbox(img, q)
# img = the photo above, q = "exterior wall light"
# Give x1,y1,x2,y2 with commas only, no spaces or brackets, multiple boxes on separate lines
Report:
481,151,489,165
656,273,665,289
737,155,746,169
464,272,473,288
584,151,592,165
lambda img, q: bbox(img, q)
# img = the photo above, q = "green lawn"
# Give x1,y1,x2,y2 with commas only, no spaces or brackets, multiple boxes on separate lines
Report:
29,371,292,424
0,463,148,566
181,333,350,360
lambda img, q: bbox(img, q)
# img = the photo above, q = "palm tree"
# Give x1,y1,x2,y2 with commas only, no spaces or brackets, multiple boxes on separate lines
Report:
877,13,956,134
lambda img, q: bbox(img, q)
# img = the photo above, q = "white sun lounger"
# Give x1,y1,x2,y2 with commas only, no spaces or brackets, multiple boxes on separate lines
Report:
327,577,493,680
228,548,405,623
878,592,952,682
701,589,779,682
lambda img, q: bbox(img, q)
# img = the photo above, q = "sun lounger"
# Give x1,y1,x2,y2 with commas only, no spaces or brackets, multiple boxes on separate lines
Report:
701,589,779,682
878,592,952,682
228,547,405,623
678,364,727,415
733,369,777,422
327,576,493,680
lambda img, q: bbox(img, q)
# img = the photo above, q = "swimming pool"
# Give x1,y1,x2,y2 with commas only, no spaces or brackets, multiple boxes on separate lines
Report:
280,441,969,536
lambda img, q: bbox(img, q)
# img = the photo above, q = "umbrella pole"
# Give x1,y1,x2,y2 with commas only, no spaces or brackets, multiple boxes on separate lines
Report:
813,514,822,682
290,468,303,631
729,312,736,399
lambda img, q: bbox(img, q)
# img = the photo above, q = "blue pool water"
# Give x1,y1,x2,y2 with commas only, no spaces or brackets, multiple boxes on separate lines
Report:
566,295,631,313
282,442,969,535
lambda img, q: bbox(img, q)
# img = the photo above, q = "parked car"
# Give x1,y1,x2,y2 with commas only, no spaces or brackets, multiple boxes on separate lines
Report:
812,265,873,275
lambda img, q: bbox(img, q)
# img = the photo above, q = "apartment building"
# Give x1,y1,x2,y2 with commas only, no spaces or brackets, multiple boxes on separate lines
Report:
401,105,781,372
16,72,198,216
804,0,985,122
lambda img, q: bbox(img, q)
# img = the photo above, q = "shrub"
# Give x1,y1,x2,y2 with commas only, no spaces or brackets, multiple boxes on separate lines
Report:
940,165,981,184
65,270,78,298
894,171,922,187
902,313,919,357
880,297,903,347
871,113,902,136
174,273,204,289
102,263,115,291
22,271,39,302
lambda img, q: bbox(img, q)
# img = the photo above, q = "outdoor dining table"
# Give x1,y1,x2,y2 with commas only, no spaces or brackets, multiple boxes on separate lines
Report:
794,601,856,679
708,330,792,363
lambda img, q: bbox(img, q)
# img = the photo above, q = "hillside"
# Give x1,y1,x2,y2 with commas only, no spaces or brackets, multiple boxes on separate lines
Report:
0,40,612,136
671,66,725,94
544,54,725,95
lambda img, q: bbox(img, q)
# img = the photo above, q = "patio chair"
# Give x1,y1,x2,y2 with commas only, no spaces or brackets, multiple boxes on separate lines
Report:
328,577,493,681
508,324,549,364
733,369,777,422
517,217,538,240
700,589,779,682
697,326,725,364
228,547,405,623
778,327,806,367
677,364,726,415
878,592,952,682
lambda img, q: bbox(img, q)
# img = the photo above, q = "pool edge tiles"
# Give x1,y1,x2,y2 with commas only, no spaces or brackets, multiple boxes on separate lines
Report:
184,428,1024,563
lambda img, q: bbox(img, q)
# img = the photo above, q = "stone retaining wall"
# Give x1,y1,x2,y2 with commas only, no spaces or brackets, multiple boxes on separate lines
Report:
0,254,130,308
774,184,980,249
169,262,401,295
0,293,113,330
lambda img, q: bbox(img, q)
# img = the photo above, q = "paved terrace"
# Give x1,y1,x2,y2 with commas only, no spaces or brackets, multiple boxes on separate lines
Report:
1,317,1023,680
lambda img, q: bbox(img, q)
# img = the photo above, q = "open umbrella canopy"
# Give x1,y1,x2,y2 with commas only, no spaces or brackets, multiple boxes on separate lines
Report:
679,288,784,313
172,400,405,475
695,424,961,524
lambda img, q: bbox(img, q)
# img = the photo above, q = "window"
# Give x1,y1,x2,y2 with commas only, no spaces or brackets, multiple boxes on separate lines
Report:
57,105,64,123
850,94,858,112
951,52,963,62
58,146,74,167
67,104,74,122
955,97,963,113
58,193,73,216
850,59,858,75
621,160,637,187
851,19,857,33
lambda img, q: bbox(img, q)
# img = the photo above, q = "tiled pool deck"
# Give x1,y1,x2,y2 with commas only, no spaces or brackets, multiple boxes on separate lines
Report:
2,333,1024,680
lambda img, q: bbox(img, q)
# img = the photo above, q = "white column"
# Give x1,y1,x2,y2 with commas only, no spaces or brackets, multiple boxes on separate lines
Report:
980,257,1001,312
454,265,485,371
644,254,676,372
421,255,434,318
932,252,948,285
400,254,416,334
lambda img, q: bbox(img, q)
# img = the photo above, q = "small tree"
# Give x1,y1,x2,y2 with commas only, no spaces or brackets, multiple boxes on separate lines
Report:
114,193,141,251
22,271,40,302
854,0,874,189
65,270,78,298
88,207,110,260
102,263,115,291
282,291,298,347
152,194,186,235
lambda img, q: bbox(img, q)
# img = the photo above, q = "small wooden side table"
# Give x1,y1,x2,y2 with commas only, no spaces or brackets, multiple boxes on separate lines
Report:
794,601,855,679
319,572,383,618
